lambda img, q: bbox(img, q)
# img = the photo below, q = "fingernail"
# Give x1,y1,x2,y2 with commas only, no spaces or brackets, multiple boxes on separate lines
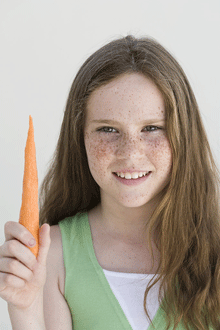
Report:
29,238,36,246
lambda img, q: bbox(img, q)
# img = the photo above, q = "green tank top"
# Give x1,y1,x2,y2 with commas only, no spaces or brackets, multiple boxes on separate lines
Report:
58,212,197,329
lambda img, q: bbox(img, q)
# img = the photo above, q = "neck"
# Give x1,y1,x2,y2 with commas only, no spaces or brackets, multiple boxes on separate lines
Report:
95,199,159,246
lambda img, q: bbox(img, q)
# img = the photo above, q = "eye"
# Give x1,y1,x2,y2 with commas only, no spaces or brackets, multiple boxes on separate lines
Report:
96,126,162,134
97,126,117,133
143,126,162,132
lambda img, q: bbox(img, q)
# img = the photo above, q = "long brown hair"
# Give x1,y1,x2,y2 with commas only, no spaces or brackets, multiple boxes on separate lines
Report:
39,34,220,329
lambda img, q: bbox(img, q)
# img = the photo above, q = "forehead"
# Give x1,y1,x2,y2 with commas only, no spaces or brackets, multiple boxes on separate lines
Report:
86,73,165,120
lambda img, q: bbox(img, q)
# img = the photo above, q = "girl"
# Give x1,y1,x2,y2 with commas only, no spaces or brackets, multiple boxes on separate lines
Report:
1,35,220,330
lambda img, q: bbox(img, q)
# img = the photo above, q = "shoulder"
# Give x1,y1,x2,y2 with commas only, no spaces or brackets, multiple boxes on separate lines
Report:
44,225,72,329
48,224,65,296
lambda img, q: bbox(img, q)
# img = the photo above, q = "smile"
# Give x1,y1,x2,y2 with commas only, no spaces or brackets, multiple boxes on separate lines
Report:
113,172,152,186
115,171,150,179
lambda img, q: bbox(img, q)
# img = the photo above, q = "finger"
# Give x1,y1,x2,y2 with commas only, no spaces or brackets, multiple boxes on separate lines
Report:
0,272,25,292
0,257,33,282
36,224,51,266
4,221,36,247
0,240,36,271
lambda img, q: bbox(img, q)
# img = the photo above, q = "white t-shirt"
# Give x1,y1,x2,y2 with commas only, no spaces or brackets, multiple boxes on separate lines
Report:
103,269,164,330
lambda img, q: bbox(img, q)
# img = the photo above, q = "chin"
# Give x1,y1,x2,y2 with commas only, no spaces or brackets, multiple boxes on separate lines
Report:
113,194,157,209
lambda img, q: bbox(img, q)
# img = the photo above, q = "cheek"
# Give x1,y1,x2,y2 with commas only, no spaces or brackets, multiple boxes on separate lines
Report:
149,137,173,173
84,134,115,165
84,135,116,183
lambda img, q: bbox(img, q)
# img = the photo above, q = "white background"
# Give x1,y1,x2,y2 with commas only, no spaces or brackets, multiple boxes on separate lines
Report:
0,0,219,328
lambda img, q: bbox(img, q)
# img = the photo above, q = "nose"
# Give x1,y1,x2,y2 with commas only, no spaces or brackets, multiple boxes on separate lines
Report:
115,133,146,160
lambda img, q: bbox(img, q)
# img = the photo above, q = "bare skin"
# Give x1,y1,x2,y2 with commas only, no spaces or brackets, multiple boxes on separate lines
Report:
81,72,172,276
84,73,172,241
87,204,161,274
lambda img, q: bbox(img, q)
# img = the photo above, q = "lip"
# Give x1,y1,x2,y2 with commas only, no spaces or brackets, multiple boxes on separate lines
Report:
113,171,152,186
113,169,150,173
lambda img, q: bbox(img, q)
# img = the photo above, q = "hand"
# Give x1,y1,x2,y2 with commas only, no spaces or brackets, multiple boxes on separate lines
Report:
0,221,51,310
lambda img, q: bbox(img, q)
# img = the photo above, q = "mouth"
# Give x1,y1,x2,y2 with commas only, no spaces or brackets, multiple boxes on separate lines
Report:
112,172,151,179
112,171,152,186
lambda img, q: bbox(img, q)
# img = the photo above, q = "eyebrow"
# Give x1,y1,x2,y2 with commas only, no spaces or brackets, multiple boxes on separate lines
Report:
91,119,165,125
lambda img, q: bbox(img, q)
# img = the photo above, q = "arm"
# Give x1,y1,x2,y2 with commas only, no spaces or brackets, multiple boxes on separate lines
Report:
43,225,72,330
8,291,46,330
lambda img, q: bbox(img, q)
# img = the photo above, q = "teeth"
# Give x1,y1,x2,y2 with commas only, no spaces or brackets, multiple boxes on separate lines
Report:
115,172,149,179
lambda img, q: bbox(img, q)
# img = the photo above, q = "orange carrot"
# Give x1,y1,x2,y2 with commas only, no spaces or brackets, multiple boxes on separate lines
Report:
19,115,39,257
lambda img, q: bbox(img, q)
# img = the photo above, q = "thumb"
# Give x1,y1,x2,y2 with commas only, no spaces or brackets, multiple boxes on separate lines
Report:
36,223,51,265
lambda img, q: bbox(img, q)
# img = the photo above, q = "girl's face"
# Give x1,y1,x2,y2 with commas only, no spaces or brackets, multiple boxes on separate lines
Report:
84,73,172,209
